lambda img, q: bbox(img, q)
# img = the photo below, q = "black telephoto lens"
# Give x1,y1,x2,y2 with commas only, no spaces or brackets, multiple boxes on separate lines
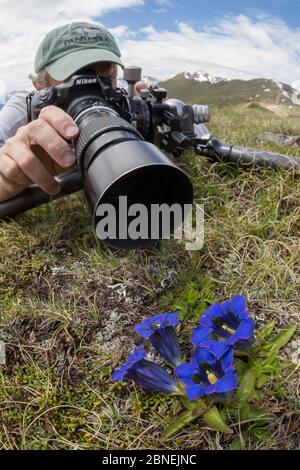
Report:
67,95,193,249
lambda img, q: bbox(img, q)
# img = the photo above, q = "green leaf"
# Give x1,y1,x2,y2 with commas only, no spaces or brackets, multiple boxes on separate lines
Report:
257,321,275,340
230,431,249,450
251,427,274,443
230,438,242,450
237,404,273,428
248,405,273,427
261,350,278,367
237,369,256,403
234,358,248,376
252,349,287,386
172,400,183,416
163,410,196,438
252,361,263,380
163,405,205,438
203,406,233,434
258,324,296,356
179,395,198,411
270,324,297,350
251,389,263,402
239,404,250,423
256,374,270,388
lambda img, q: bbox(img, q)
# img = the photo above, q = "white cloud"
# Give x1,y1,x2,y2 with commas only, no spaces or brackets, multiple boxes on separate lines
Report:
0,0,144,90
0,0,144,35
119,14,300,85
0,5,300,91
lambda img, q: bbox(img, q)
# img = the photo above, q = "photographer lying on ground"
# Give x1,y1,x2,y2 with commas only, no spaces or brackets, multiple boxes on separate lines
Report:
0,21,126,202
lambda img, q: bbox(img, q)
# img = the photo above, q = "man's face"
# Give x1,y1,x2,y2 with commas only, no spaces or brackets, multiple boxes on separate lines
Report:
36,62,118,89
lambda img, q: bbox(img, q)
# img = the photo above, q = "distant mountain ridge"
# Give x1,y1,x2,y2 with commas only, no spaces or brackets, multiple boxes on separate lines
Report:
1,71,300,116
158,70,300,114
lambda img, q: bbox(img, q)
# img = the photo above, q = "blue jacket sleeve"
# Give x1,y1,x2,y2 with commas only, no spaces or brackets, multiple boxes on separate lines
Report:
0,90,29,145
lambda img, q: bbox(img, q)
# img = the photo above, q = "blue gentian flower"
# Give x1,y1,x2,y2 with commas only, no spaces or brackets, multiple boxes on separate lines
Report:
112,346,179,394
134,312,182,367
112,345,146,382
191,295,255,355
175,344,238,400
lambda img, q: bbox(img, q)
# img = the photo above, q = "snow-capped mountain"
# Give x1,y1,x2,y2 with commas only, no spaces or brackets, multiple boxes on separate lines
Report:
292,80,300,93
159,71,300,112
276,82,300,106
184,70,229,84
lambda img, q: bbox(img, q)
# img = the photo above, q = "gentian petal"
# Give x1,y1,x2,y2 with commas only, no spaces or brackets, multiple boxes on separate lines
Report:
223,295,246,316
220,347,235,373
181,341,237,401
111,367,127,382
238,310,251,321
175,362,195,381
227,317,255,348
162,312,180,327
112,346,146,381
200,303,223,327
149,326,182,367
134,318,154,339
208,374,238,394
199,340,231,360
134,312,180,339
185,384,207,400
191,326,211,345
128,359,179,393
193,295,255,351
191,347,215,368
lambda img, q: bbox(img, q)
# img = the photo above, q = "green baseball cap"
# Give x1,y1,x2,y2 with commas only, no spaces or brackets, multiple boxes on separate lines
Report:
34,21,124,81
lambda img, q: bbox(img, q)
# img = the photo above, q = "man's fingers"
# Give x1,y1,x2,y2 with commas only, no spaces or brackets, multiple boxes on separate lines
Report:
0,153,32,186
0,174,27,201
39,106,79,140
0,105,76,200
5,140,61,195
21,119,77,168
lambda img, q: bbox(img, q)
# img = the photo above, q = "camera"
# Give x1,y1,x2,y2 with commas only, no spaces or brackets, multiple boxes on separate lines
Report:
25,67,210,249
2,66,296,243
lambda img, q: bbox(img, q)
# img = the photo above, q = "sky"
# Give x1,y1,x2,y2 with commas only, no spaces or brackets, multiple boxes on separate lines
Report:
0,0,300,93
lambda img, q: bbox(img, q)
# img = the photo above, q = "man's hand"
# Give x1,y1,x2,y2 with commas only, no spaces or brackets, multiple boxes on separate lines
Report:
0,105,79,202
134,81,150,96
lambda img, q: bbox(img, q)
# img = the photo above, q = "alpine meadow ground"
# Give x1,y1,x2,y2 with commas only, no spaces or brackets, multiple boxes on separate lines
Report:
0,104,299,450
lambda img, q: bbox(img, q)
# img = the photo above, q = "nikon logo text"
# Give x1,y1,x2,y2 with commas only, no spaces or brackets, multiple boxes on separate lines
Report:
75,78,98,85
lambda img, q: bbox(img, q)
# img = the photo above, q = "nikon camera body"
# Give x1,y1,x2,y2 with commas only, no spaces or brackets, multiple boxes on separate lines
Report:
26,67,210,248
